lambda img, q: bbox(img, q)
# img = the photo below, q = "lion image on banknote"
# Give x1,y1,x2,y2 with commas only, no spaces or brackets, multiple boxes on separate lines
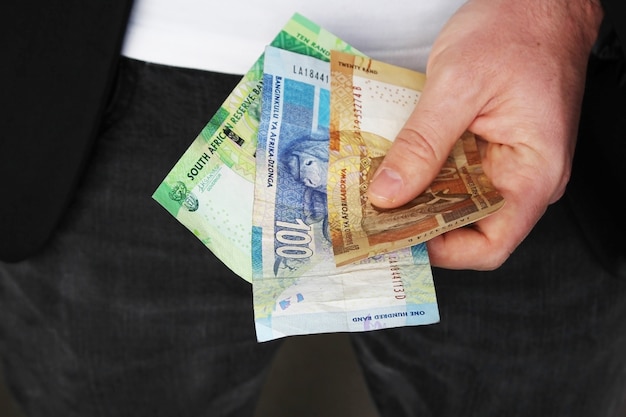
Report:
282,135,332,242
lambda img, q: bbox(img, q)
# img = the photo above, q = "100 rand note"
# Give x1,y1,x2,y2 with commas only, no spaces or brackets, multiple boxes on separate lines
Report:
252,46,439,342
152,13,363,282
328,51,505,267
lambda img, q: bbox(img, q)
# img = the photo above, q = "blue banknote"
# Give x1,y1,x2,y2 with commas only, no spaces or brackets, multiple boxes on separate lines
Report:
252,46,439,342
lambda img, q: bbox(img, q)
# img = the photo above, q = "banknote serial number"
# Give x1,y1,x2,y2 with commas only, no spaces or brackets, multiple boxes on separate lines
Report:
292,65,329,83
388,252,406,300
275,219,313,259
352,86,363,131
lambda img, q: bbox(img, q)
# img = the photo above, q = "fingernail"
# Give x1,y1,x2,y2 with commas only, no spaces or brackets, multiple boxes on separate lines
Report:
368,168,403,203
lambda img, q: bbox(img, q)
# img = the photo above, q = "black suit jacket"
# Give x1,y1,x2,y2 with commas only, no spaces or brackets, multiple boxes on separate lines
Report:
0,1,133,262
0,1,625,278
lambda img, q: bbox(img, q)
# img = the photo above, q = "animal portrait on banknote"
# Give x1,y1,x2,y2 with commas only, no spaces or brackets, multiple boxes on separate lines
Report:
282,135,331,239
272,131,333,276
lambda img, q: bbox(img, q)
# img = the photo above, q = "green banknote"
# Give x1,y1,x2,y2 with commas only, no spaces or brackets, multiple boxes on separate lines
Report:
252,46,439,342
153,14,363,281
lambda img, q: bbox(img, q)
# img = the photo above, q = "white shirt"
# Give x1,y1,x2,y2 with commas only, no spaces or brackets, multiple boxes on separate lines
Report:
122,0,466,74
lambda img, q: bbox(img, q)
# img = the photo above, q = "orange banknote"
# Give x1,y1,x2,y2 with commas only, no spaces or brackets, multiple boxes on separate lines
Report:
327,51,505,267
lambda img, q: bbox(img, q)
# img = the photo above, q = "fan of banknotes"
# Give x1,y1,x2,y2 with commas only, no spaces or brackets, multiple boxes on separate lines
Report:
153,13,504,342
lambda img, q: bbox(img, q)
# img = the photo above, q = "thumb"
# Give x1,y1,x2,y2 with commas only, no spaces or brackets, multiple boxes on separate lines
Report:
366,75,478,209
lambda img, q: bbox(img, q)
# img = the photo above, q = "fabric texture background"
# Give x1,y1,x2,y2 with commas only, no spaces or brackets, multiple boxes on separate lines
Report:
0,59,280,417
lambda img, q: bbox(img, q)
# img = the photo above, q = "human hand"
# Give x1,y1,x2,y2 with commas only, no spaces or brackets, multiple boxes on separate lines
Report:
366,0,603,270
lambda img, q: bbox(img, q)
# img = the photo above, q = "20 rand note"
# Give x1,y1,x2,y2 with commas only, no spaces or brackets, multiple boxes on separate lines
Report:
327,50,505,267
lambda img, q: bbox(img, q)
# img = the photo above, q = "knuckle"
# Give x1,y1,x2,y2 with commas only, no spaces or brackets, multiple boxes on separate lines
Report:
394,126,443,165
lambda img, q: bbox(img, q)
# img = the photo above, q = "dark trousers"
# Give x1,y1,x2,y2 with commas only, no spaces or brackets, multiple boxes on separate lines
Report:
1,57,626,417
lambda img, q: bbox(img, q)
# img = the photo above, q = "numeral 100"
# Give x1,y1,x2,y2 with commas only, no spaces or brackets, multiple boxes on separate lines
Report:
275,219,313,259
